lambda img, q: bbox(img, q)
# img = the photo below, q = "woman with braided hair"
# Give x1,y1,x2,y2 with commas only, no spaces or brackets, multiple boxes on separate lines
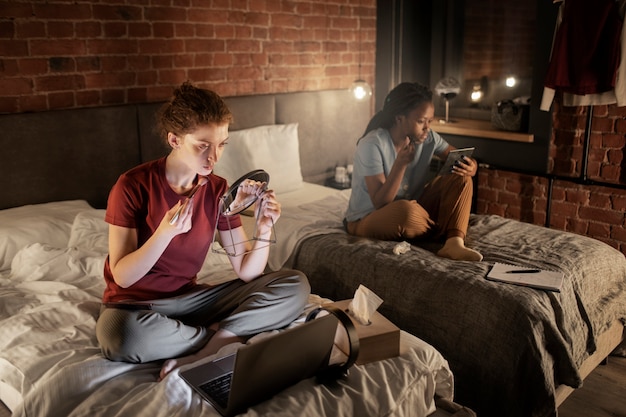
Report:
345,82,482,261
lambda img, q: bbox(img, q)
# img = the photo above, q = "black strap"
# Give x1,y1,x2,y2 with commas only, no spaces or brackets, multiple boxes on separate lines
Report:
305,305,360,383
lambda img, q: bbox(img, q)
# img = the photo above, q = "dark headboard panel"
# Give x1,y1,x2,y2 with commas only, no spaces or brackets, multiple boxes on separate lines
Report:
1,106,142,210
275,90,369,182
0,89,369,210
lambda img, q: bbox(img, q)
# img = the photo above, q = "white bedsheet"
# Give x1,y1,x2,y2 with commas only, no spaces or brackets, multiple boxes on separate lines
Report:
0,210,454,417
259,183,349,270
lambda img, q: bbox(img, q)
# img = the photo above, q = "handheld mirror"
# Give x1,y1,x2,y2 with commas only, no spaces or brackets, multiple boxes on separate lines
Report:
211,169,276,256
221,169,270,216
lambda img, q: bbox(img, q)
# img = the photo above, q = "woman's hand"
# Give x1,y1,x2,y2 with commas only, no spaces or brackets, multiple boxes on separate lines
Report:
229,179,266,214
161,199,194,234
221,181,280,282
109,200,194,289
396,139,416,167
255,188,281,234
452,156,478,177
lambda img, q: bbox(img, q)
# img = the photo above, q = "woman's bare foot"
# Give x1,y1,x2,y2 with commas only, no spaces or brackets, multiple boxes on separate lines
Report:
160,355,201,381
158,328,245,381
437,236,483,262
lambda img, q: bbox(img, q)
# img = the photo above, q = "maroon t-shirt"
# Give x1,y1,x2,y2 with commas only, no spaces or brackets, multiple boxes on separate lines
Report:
102,158,242,303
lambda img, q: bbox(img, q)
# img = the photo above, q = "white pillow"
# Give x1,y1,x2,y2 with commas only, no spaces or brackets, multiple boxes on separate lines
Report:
67,209,109,254
0,200,92,271
214,123,304,194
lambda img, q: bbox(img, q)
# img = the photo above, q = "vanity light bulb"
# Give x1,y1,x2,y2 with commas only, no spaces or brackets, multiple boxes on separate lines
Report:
470,88,483,102
505,76,517,88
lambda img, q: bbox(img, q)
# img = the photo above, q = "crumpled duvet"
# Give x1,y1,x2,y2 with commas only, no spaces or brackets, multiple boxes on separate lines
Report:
0,242,454,417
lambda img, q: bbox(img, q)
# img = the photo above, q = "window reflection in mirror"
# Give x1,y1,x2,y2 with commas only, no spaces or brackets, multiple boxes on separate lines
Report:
443,1,537,121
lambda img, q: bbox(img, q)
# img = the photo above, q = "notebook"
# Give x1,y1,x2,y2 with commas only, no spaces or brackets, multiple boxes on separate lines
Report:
486,262,564,292
180,314,338,416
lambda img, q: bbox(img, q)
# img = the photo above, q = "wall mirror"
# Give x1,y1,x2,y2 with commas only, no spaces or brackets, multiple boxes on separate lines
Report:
429,0,557,173
376,0,558,172
430,0,538,122
452,1,536,119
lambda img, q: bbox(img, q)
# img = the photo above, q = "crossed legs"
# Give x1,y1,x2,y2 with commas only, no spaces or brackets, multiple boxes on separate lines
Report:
346,174,482,261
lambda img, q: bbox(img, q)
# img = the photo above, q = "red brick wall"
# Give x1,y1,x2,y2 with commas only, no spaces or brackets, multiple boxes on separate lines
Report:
476,101,626,255
463,0,535,80
0,0,376,114
551,102,626,183
3,0,623,255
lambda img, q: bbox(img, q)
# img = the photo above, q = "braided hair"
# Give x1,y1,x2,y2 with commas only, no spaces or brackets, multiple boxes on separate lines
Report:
361,82,433,138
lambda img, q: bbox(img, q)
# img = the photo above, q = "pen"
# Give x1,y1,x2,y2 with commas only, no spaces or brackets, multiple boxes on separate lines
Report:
506,269,541,274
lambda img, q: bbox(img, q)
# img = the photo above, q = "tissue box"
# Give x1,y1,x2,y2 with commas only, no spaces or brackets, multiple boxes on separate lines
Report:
328,299,400,365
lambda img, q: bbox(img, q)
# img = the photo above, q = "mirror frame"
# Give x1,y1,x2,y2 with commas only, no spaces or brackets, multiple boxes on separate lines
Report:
211,169,276,257
221,169,270,216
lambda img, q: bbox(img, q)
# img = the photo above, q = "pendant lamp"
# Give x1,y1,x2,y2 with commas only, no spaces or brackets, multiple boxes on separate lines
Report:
350,2,372,101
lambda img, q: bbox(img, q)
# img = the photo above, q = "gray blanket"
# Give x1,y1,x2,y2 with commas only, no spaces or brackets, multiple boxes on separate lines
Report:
292,214,626,417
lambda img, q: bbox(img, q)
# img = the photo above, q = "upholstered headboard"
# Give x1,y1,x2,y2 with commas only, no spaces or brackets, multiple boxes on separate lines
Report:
0,89,369,210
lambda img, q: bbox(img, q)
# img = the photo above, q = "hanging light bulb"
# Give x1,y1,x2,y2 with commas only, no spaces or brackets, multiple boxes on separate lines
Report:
351,79,372,100
350,0,372,101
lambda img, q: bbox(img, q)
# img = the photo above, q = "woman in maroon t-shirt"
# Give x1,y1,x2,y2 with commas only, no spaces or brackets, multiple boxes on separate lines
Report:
96,82,310,381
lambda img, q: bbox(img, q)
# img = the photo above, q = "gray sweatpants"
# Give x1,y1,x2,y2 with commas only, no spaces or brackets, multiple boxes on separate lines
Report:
96,269,310,363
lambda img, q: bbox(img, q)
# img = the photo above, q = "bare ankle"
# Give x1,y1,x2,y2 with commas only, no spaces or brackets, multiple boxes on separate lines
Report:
438,237,483,262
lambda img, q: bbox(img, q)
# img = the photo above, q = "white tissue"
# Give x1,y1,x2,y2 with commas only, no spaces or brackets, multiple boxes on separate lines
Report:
348,284,383,325
393,241,411,255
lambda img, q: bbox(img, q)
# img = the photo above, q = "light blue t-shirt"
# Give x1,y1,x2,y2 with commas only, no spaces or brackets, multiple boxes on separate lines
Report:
345,128,448,222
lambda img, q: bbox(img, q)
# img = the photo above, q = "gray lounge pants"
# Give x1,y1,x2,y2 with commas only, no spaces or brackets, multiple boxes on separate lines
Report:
96,269,310,363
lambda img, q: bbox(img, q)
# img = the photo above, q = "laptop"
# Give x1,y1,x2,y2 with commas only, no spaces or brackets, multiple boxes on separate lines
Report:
180,314,338,416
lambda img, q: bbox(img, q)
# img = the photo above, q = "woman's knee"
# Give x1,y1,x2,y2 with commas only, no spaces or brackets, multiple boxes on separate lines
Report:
273,269,311,305
395,200,433,236
458,174,473,189
445,173,473,191
264,270,311,320
396,199,429,216
296,271,311,304
96,309,149,363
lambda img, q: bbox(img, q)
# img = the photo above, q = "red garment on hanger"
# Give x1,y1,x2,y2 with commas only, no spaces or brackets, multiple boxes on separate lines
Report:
544,0,623,95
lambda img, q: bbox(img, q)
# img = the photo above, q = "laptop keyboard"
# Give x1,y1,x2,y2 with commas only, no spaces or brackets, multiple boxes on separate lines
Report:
199,373,232,409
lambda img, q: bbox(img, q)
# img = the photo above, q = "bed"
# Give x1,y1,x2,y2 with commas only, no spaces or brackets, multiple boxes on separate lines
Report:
0,90,471,417
2,88,624,417
210,111,626,416
0,199,459,417
274,191,626,417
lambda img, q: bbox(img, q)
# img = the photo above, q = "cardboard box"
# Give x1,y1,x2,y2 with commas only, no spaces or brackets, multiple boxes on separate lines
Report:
327,299,400,365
